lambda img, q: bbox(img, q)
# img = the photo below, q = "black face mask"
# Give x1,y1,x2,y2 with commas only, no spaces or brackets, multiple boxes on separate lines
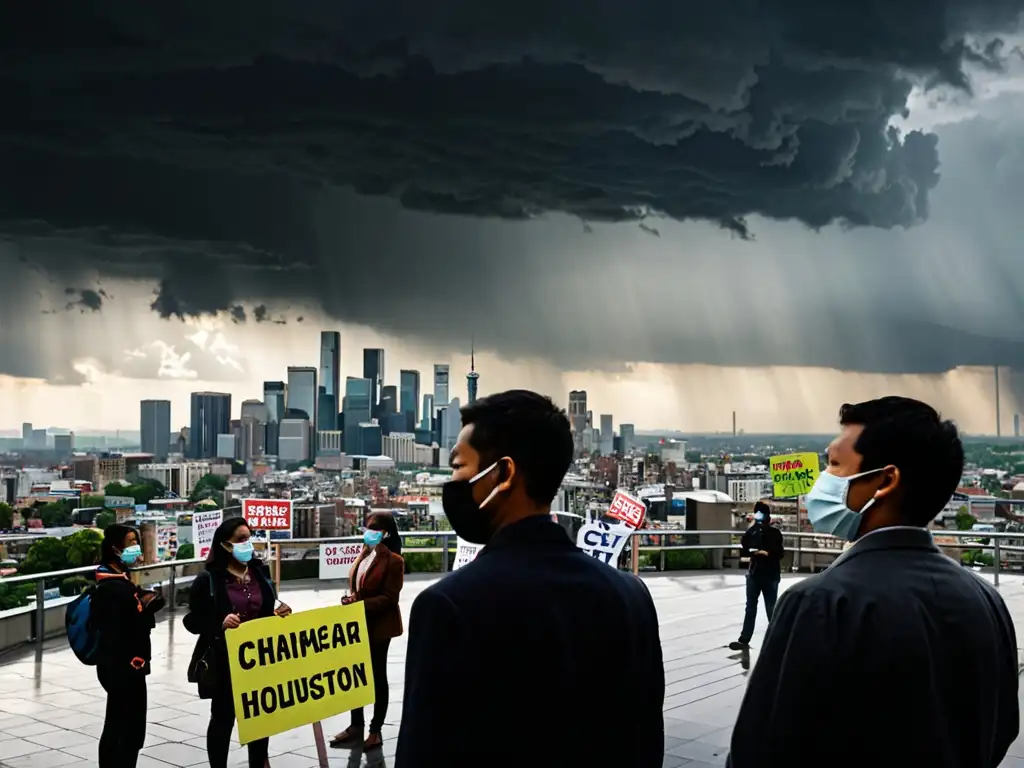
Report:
441,461,503,545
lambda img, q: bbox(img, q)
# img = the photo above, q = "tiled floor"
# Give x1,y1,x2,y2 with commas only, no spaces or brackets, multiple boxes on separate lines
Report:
1,571,1023,767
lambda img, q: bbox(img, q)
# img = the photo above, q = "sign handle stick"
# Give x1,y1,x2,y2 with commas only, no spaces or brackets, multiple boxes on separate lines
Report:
631,534,639,576
311,721,330,768
273,543,282,593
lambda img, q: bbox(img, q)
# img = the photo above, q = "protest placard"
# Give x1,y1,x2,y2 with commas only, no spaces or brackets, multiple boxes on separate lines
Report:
770,452,821,498
192,509,223,560
576,519,633,567
225,603,375,744
243,498,293,531
452,537,484,570
606,490,647,528
318,543,364,580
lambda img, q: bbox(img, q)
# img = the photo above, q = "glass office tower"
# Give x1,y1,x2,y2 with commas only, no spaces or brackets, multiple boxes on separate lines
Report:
140,399,171,460
319,332,340,430
343,377,373,454
263,381,286,456
362,348,385,416
400,369,420,432
189,392,231,459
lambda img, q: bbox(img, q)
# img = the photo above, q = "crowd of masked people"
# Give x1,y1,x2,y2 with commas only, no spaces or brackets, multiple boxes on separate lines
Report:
85,390,1018,768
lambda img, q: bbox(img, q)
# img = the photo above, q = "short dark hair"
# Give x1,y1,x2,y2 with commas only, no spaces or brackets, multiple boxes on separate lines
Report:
461,389,574,506
101,524,138,565
753,501,771,519
839,396,964,526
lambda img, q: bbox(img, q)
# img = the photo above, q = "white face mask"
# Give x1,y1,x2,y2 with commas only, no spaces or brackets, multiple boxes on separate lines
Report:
805,469,883,541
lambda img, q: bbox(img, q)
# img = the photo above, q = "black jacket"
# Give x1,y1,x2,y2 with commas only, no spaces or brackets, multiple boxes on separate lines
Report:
183,561,277,698
90,564,163,673
395,516,665,768
727,527,1019,768
739,522,784,581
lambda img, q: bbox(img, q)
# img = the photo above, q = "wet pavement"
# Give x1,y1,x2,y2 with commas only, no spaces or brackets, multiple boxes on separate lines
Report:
0,570,1023,767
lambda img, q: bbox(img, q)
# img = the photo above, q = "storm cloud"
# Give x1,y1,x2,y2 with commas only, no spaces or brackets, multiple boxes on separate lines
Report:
1,1,1024,381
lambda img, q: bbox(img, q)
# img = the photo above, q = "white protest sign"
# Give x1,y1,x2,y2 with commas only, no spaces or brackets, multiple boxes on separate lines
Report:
452,537,484,570
576,519,633,567
318,542,365,580
192,509,223,560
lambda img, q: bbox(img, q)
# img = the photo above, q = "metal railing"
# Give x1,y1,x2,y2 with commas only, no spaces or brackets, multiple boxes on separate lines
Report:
2,527,1021,648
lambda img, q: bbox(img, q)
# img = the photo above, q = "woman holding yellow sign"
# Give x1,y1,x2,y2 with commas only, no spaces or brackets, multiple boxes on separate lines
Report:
330,511,405,751
184,518,292,768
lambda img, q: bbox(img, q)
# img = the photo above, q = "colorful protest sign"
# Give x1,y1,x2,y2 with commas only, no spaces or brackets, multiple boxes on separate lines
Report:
243,498,293,531
770,452,821,498
452,537,484,570
607,490,647,528
318,543,364,580
191,509,223,560
225,603,375,744
576,519,633,567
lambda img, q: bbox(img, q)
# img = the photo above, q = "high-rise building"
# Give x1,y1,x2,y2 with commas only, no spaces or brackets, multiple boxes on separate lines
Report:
383,432,416,464
380,385,399,416
568,391,588,454
420,394,434,431
433,364,450,406
279,417,311,463
363,349,385,416
359,422,383,456
140,399,172,460
441,397,462,450
263,381,286,456
343,377,373,455
54,433,74,457
21,423,31,446
287,367,317,425
620,423,636,456
239,400,268,461
400,370,420,431
599,414,614,455
189,392,232,459
319,331,341,430
1015,413,1021,438
466,339,479,404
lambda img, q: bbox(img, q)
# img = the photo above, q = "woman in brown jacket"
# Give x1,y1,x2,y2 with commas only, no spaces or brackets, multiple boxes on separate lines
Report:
330,511,405,749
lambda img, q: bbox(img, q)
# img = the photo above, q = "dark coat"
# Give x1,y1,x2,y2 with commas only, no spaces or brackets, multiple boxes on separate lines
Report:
395,515,665,768
727,527,1019,768
183,561,277,698
90,564,162,673
740,522,784,581
348,543,404,642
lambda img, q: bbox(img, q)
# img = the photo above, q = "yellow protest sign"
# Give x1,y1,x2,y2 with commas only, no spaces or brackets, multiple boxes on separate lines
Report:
770,452,821,498
225,603,375,744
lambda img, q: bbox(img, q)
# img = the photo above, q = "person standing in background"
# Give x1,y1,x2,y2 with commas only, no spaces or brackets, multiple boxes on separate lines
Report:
727,397,1019,767
92,524,165,768
183,518,292,768
396,390,664,768
331,511,405,750
729,500,784,651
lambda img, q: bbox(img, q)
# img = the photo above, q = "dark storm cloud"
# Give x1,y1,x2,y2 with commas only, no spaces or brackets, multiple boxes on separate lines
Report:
0,1,1023,380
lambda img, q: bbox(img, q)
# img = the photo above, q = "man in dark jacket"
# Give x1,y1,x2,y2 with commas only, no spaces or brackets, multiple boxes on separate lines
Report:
729,500,784,650
727,397,1019,768
396,390,664,768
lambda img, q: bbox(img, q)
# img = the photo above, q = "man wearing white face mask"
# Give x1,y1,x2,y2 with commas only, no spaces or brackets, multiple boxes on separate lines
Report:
726,397,1018,768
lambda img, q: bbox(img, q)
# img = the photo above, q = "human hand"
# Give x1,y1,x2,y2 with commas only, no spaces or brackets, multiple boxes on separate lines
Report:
274,603,292,617
341,595,355,605
755,550,769,557
222,613,242,630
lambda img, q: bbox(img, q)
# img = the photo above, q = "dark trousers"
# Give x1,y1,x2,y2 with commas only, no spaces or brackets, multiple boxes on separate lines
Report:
208,686,269,768
738,573,779,644
97,664,147,768
351,638,392,734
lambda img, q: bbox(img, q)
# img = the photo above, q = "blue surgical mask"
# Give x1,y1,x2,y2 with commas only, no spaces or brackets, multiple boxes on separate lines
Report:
364,530,384,547
231,541,255,563
120,545,142,565
805,469,883,541
753,512,764,522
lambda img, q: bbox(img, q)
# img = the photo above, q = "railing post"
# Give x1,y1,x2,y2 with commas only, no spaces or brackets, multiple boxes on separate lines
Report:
794,532,802,573
440,534,449,573
994,537,1001,587
273,544,282,594
168,566,177,613
35,579,45,644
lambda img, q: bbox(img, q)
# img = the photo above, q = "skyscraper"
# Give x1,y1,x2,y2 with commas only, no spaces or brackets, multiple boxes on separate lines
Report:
400,369,421,432
287,367,317,423
466,339,479,404
599,414,614,455
319,331,341,430
421,393,434,431
189,392,231,459
433,363,450,406
363,349,385,416
263,381,286,456
140,399,172,460
380,385,399,416
620,423,636,456
568,390,588,454
343,377,373,454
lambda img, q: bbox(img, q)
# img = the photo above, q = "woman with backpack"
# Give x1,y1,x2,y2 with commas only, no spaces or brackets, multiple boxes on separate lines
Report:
91,523,165,768
183,517,291,768
330,511,405,750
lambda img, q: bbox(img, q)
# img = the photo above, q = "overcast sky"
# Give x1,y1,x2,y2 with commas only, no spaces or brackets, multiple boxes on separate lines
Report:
2,2,1024,434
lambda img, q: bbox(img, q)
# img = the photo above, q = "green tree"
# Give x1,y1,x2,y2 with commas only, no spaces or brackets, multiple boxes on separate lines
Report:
0,583,35,610
955,511,978,531
190,473,227,504
37,502,73,528
176,543,195,560
0,502,14,530
94,511,116,530
66,529,103,566
20,537,71,574
81,494,106,508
